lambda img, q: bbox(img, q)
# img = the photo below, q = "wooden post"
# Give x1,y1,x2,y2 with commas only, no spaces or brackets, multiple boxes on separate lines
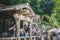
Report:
29,21,32,40
16,20,20,40
34,37,36,40
13,14,20,40
24,38,26,40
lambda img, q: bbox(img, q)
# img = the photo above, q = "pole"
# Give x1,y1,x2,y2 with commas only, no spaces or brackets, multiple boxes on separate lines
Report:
29,21,32,40
13,14,20,40
16,20,20,40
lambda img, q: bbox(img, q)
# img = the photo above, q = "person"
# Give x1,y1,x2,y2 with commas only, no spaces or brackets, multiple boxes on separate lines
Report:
24,25,30,33
20,28,25,37
52,32,57,40
50,32,53,40
9,25,16,37
25,32,29,36
58,33,60,40
23,25,30,36
48,32,51,40
32,27,37,36
2,32,8,37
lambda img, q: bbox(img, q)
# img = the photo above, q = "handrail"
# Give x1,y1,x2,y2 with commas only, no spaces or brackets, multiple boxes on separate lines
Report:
0,37,17,39
0,36,37,40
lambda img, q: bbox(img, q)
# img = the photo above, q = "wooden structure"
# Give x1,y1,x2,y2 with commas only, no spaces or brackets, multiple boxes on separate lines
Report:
0,3,40,40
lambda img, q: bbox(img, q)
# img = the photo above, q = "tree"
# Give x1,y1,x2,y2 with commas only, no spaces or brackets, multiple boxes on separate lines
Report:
30,0,55,24
39,0,55,27
43,0,60,28
0,0,29,5
40,0,55,15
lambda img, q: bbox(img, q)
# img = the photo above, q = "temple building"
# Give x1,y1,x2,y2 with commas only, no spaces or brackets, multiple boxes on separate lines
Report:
0,3,40,40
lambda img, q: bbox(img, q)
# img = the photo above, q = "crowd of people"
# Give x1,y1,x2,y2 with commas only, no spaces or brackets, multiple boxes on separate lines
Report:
1,25,37,37
20,25,37,37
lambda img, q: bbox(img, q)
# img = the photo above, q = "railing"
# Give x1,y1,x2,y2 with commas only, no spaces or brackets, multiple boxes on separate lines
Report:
0,36,37,40
0,37,17,40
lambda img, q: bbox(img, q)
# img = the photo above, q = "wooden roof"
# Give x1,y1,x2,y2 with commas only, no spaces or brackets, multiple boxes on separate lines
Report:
0,3,35,17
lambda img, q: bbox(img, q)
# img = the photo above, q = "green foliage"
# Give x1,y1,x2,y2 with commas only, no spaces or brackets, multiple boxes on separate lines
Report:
40,0,55,15
9,0,28,5
55,9,60,26
56,0,60,4
0,0,29,5
30,0,40,15
44,13,59,28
